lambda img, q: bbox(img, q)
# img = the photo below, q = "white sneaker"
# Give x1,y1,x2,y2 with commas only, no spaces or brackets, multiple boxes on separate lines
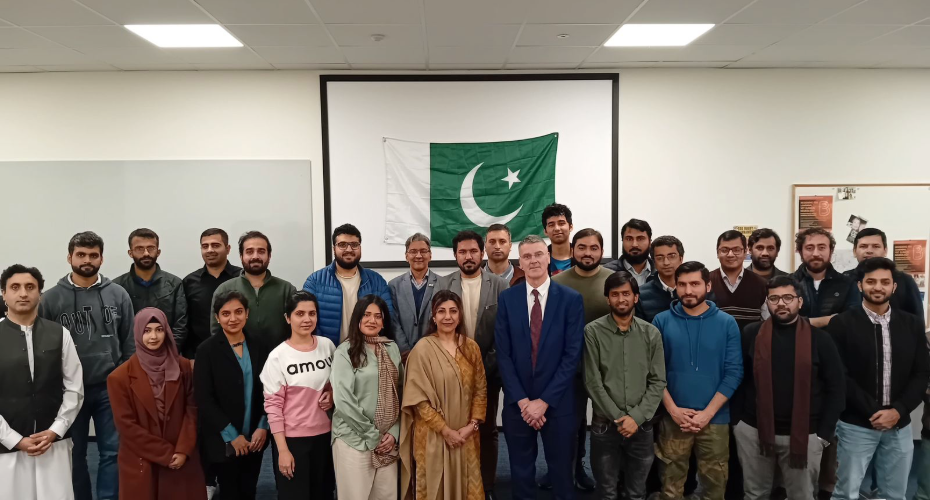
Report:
206,485,217,500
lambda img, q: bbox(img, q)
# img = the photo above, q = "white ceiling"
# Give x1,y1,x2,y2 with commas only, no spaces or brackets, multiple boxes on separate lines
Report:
1,0,930,72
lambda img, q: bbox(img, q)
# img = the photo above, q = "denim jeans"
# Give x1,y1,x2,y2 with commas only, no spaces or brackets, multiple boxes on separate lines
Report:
71,382,120,500
832,420,913,500
590,415,655,500
915,438,930,500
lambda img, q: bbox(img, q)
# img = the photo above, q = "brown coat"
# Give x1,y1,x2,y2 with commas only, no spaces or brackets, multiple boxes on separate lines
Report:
107,355,205,500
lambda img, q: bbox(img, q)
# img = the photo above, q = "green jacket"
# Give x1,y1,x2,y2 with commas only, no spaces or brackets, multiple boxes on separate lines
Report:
584,314,667,424
330,341,404,451
210,271,296,352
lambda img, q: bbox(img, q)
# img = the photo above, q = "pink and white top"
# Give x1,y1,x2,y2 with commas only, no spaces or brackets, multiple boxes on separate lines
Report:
260,336,336,437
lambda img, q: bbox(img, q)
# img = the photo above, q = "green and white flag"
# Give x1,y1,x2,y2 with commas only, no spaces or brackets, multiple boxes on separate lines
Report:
384,133,558,248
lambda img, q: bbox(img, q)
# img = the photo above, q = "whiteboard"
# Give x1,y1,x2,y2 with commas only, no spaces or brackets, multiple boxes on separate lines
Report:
322,75,618,267
0,160,313,288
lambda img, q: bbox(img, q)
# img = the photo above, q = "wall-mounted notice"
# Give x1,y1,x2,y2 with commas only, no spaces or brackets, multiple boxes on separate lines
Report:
734,225,758,261
893,240,927,290
799,196,834,231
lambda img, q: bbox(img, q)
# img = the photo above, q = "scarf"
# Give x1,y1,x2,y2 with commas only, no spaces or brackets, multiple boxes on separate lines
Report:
133,308,181,421
365,335,400,468
754,317,812,469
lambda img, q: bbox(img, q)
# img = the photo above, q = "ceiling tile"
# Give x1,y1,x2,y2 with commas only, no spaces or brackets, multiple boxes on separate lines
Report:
725,60,810,68
327,24,421,47
193,0,317,24
250,46,344,64
79,46,187,65
428,46,509,64
671,44,762,61
580,61,656,68
169,47,269,64
507,46,596,63
870,45,930,65
341,45,424,64
739,44,891,62
350,63,426,69
428,24,520,47
0,19,12,27
517,24,618,46
0,0,113,26
653,61,730,67
694,24,808,46
226,25,331,47
308,0,421,24
0,47,104,65
824,0,930,25
504,63,582,69
0,27,59,48
193,62,275,70
28,26,149,48
425,0,529,24
0,65,43,72
587,46,684,62
629,0,755,24
525,0,641,24
78,0,213,24
113,62,196,70
868,26,930,46
777,25,899,45
272,63,349,69
37,63,118,71
728,0,861,24
428,63,504,69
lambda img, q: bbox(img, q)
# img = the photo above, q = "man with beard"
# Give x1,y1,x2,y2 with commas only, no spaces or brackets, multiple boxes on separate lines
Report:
636,236,684,322
551,228,613,491
388,233,440,358
747,228,788,279
653,261,743,500
826,257,929,500
584,271,666,500
485,223,525,286
181,228,241,359
735,276,845,500
0,265,84,500
792,228,860,329
302,223,392,346
605,219,656,286
211,231,296,352
114,228,188,349
438,229,508,499
39,231,134,500
710,230,768,331
542,203,574,275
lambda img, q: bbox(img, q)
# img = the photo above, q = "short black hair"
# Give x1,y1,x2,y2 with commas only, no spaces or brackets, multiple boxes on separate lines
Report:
128,228,159,247
853,228,887,248
201,228,229,246
674,261,710,283
486,223,511,236
285,291,320,317
621,218,653,239
856,257,896,282
1,264,45,292
716,230,747,249
238,230,272,255
541,203,573,228
603,270,639,297
68,231,104,255
212,290,249,316
332,223,362,246
795,228,836,254
572,228,604,248
651,235,684,258
765,275,802,296
747,228,782,251
452,230,485,253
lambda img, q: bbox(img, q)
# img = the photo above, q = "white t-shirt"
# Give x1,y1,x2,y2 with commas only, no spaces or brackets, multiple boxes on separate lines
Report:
337,271,361,342
813,279,823,291
461,275,482,339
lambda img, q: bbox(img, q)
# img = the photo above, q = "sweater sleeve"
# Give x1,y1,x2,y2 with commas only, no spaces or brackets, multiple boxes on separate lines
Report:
816,330,846,440
118,291,136,363
415,402,447,433
716,317,744,399
259,353,287,435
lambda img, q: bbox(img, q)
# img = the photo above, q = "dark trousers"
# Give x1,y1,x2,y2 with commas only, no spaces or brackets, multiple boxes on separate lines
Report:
503,404,577,500
726,426,743,500
272,433,335,500
481,384,501,492
215,451,264,500
573,375,588,470
590,415,655,500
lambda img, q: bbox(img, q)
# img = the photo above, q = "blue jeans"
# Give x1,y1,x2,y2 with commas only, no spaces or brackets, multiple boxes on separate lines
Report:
71,382,120,500
916,438,930,500
832,420,913,500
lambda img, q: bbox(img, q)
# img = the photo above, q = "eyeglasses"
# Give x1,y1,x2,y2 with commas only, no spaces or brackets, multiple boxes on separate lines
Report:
718,247,745,256
766,294,798,304
335,242,360,250
406,249,430,256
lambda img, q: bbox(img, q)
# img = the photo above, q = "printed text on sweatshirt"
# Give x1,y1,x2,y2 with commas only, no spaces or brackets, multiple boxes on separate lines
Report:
260,337,335,438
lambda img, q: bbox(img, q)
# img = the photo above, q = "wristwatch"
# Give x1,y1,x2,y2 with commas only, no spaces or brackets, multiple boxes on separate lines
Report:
818,437,830,448
471,420,480,432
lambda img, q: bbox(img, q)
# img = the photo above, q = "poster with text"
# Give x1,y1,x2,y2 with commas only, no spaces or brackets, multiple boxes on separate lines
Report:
799,196,833,231
893,240,927,291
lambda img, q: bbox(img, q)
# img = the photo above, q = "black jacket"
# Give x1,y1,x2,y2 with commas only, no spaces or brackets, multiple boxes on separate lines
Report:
194,331,269,464
604,255,657,280
114,264,189,349
792,264,860,319
826,307,930,429
635,275,676,322
843,268,925,328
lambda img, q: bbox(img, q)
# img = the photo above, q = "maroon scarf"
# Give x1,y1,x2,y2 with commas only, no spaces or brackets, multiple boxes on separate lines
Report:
754,317,812,469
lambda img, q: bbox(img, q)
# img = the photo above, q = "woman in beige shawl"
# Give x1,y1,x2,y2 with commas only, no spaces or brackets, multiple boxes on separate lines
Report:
400,290,487,500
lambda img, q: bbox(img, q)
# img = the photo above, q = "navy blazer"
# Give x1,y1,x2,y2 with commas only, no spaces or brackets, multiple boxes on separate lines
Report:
495,280,585,417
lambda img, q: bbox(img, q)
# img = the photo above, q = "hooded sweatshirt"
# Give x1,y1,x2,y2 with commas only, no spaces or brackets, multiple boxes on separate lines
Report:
39,274,136,386
652,299,743,425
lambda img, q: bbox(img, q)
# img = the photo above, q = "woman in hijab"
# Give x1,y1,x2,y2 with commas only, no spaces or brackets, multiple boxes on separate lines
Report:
331,294,404,499
400,290,487,500
107,307,204,500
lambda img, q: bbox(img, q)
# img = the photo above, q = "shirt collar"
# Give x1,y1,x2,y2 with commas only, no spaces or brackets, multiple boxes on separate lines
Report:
862,303,891,323
721,268,745,287
623,259,652,276
527,277,551,299
659,277,675,293
407,269,430,288
201,262,238,278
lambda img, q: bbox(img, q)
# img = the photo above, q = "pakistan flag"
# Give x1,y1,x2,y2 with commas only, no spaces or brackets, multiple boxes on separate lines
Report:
383,133,558,248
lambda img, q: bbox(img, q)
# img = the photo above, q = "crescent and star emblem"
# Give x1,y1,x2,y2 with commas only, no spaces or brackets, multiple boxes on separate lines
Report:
459,162,523,227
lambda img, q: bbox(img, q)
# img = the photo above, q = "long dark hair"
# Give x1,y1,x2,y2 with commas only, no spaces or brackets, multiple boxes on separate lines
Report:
425,290,472,364
346,294,393,369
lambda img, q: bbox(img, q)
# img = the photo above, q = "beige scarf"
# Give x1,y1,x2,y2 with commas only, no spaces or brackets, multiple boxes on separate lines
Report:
365,335,400,468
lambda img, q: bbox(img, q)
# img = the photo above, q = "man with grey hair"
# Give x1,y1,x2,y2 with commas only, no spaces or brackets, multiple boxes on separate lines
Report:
388,232,439,359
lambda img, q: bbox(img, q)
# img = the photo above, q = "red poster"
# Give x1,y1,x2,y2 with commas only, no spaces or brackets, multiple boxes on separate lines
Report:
893,240,927,290
798,196,833,231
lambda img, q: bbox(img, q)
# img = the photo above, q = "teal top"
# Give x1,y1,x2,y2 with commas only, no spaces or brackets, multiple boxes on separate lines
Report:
220,342,269,442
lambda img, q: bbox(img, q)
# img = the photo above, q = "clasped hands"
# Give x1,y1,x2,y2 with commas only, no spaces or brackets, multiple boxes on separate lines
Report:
670,406,713,433
229,428,269,457
518,398,548,430
440,422,478,449
15,429,59,456
869,408,900,431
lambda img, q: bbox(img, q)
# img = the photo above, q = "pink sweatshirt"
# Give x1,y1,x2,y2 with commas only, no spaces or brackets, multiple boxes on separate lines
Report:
260,337,335,437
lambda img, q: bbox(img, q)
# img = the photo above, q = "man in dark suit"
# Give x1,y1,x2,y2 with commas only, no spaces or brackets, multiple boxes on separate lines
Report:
496,234,586,500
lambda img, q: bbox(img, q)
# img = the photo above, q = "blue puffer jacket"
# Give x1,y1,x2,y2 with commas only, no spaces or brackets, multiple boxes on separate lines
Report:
302,262,394,346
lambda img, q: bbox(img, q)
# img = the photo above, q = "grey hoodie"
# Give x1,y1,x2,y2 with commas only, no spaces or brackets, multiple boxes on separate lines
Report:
39,274,135,385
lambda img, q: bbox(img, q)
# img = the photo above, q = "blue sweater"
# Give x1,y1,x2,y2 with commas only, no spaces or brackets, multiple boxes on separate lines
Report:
653,300,743,425
302,263,394,346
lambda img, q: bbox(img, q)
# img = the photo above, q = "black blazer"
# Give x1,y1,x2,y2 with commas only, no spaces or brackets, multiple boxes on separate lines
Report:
194,331,269,464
